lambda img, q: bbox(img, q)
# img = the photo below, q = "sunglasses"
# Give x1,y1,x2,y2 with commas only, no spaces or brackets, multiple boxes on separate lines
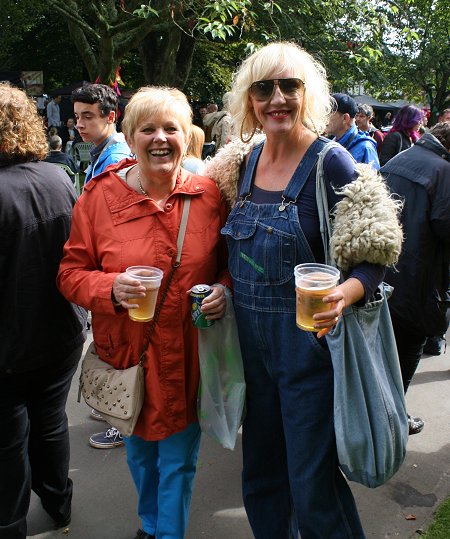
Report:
249,78,305,101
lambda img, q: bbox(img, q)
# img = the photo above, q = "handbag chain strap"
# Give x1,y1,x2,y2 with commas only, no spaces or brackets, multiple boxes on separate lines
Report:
138,195,191,364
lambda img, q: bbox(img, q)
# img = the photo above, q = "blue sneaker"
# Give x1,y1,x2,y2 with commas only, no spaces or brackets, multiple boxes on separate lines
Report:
89,427,124,449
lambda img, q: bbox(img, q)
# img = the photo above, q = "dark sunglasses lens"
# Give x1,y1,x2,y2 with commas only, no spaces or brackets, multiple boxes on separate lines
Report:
280,79,303,95
251,80,274,100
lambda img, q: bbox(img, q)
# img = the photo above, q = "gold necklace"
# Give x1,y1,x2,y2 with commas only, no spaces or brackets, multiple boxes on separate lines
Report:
136,169,171,206
136,170,149,198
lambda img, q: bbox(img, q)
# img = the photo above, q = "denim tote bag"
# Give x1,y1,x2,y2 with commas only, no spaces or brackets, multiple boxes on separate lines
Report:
325,284,408,487
317,143,408,488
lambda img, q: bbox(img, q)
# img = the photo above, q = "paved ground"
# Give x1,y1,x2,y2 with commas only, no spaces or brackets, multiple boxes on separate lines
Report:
27,331,449,539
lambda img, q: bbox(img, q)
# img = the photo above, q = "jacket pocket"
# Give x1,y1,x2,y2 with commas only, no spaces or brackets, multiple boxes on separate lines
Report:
93,325,137,369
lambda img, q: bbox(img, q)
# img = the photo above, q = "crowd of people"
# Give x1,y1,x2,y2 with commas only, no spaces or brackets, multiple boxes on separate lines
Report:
1,39,449,539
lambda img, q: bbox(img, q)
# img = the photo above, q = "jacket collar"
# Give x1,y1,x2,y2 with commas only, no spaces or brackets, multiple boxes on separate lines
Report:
414,133,449,161
85,159,206,225
336,124,358,148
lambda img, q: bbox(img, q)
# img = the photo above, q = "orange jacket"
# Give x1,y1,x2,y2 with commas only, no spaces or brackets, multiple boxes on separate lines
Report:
57,159,230,441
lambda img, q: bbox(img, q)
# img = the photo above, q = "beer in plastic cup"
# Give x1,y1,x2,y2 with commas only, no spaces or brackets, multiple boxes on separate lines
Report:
294,263,340,331
125,266,164,322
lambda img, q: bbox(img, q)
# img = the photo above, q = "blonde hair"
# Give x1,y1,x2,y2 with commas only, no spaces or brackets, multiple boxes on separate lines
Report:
122,86,193,142
0,83,48,162
186,124,205,159
230,42,332,138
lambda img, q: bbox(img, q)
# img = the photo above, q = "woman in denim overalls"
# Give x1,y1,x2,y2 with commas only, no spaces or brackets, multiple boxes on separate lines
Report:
219,43,382,538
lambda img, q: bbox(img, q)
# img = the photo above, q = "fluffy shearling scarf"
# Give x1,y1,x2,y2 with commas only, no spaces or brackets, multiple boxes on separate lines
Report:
206,137,403,271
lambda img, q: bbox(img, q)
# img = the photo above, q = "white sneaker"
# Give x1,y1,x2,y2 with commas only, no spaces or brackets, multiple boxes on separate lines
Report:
90,408,106,421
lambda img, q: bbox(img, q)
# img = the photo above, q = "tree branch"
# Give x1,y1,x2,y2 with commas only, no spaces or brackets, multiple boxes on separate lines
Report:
49,0,100,40
66,20,98,81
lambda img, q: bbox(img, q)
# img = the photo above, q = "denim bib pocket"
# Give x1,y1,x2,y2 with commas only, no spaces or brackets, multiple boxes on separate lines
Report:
222,218,297,286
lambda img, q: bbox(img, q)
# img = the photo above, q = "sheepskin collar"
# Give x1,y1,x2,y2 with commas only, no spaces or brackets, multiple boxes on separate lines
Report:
205,135,265,208
206,136,402,271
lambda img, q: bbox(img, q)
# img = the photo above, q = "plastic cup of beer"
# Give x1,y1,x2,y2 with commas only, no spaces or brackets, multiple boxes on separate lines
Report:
294,263,340,332
125,266,164,322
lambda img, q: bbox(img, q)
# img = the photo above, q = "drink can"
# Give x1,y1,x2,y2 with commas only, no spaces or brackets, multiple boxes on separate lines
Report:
190,284,214,328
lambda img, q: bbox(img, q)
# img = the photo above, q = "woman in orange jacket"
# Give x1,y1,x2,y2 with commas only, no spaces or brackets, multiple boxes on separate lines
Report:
57,86,230,539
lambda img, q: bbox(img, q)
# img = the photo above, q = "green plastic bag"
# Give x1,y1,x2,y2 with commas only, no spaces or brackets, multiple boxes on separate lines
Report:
197,291,246,450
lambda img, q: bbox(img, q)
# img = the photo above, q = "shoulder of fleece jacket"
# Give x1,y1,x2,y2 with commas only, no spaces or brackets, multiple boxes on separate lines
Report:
205,134,265,207
330,163,403,271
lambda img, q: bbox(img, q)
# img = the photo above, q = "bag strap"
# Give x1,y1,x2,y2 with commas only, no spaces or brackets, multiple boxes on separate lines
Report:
396,131,403,153
138,196,191,364
315,142,341,267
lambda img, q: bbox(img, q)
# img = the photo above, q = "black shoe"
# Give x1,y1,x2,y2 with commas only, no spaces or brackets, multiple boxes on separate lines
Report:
53,512,71,529
135,529,155,539
408,414,424,435
423,335,445,356
42,506,71,528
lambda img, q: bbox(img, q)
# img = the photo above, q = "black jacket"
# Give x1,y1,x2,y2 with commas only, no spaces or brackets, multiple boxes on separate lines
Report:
0,161,86,374
379,130,412,166
44,150,78,173
382,133,450,335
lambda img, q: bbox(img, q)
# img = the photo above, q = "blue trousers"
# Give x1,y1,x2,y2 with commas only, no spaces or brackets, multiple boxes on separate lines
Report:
124,423,201,539
0,346,82,539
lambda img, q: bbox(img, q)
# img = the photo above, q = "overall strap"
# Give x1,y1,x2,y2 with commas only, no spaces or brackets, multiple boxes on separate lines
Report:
281,137,329,205
238,141,264,201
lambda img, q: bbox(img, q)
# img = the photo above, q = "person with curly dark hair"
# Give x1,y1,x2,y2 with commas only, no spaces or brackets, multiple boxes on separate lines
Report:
0,83,87,538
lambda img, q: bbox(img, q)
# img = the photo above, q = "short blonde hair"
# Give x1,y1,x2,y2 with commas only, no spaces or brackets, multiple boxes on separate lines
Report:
122,86,193,142
186,124,205,159
230,42,332,138
0,83,48,162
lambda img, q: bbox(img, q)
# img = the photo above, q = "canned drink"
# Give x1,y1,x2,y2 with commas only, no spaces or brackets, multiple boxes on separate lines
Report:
190,284,214,328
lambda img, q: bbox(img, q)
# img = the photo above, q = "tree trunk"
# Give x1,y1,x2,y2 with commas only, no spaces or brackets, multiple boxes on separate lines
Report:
139,29,195,89
97,36,116,83
174,32,196,89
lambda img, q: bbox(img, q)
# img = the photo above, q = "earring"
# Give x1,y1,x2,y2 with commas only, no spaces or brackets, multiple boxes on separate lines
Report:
240,110,258,144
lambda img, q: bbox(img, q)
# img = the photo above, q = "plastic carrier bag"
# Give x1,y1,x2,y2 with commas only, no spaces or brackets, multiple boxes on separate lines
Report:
197,290,246,450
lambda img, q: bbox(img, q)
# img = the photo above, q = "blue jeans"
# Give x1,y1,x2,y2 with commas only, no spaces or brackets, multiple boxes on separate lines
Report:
222,139,365,538
0,346,82,539
124,423,201,539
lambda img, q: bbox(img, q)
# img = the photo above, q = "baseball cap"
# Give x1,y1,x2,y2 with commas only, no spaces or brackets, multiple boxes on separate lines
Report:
332,93,358,118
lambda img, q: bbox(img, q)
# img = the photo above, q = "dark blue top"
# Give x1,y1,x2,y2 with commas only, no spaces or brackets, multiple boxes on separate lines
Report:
239,144,384,301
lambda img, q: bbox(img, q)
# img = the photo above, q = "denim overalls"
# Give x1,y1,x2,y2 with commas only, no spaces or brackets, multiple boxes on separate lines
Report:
221,139,365,539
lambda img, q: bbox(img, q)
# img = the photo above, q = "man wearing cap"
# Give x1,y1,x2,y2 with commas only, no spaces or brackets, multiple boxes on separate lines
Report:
327,93,380,170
